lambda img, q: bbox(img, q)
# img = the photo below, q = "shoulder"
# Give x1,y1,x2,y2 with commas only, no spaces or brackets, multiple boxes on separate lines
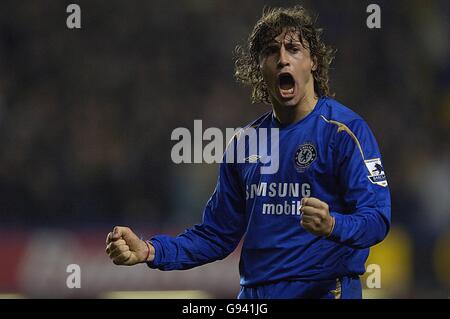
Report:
317,97,377,138
318,97,365,126
242,111,272,130
231,111,272,142
225,111,272,153
317,97,380,153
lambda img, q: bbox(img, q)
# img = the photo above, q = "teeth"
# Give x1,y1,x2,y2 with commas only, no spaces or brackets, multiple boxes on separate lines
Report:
280,87,295,96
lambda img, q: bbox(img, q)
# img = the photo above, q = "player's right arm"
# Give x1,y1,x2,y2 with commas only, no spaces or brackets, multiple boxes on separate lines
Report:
106,137,247,269
147,151,247,270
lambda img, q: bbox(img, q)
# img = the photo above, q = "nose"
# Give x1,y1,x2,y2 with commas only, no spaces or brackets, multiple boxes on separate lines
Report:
277,45,289,69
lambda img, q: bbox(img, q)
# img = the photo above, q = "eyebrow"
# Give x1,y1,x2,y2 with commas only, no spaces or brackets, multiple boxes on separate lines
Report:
263,40,302,49
268,37,303,45
283,36,303,44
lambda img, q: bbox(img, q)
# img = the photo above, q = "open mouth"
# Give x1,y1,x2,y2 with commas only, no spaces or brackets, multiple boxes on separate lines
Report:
278,73,296,98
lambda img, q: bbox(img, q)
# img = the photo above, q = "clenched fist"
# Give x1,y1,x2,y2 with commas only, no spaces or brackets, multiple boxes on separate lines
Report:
300,197,335,237
105,226,155,266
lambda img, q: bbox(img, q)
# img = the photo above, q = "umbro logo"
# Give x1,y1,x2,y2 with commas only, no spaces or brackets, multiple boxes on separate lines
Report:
243,155,262,163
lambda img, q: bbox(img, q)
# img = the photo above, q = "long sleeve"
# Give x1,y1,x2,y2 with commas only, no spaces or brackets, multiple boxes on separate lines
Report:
147,147,247,271
327,119,391,249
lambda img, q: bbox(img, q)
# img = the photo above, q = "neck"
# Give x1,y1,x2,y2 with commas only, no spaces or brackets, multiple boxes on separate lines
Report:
272,92,319,126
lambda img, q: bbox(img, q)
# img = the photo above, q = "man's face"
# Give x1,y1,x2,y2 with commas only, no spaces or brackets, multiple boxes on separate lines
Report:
259,29,317,107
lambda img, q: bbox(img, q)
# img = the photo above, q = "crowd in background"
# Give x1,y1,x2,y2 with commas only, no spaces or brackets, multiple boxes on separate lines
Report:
0,0,449,297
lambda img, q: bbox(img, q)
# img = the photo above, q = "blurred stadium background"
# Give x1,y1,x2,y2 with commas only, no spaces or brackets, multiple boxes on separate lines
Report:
0,0,449,298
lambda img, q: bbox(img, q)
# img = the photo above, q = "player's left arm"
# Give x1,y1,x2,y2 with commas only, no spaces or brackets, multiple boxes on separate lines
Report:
301,118,391,248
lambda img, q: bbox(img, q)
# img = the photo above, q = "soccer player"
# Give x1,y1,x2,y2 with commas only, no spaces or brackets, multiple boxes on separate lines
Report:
105,6,391,299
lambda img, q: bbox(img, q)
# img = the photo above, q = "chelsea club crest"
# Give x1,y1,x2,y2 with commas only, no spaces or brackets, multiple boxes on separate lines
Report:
294,143,317,172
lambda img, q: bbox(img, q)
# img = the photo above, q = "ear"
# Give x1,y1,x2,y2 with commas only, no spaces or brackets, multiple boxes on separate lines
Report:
258,54,265,69
311,55,318,72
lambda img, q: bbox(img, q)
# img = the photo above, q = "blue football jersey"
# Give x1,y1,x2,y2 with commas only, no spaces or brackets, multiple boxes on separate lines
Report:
148,97,391,287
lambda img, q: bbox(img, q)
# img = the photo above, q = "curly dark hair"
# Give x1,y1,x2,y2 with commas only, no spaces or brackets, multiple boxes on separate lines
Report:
235,5,336,104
